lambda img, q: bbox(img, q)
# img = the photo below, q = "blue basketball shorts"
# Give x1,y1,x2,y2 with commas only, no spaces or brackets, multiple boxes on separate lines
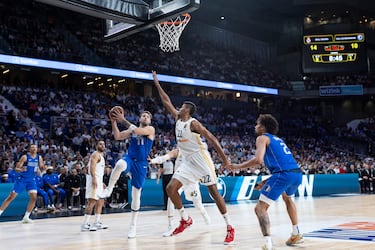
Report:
260,171,302,202
124,156,148,189
13,178,37,194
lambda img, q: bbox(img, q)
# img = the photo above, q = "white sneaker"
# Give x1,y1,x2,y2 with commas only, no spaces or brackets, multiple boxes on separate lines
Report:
81,224,97,232
162,225,174,237
22,217,34,224
93,222,108,230
202,212,211,225
261,244,275,250
128,224,136,238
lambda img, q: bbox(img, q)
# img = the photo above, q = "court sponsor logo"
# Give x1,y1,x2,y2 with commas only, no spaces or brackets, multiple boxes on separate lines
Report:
209,177,226,200
304,222,375,242
296,175,314,196
236,176,258,200
231,175,314,201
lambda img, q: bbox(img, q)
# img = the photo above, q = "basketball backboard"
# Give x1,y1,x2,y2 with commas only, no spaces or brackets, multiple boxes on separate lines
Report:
36,0,200,42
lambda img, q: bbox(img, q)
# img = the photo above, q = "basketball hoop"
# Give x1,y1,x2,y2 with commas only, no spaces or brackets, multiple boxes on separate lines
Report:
156,13,191,52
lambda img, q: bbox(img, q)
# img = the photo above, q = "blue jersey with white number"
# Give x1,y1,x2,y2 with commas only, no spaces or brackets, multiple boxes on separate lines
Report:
19,154,39,180
127,134,153,162
263,133,298,174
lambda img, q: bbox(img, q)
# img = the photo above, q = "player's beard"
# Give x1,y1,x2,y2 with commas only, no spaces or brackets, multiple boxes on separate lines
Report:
140,121,149,127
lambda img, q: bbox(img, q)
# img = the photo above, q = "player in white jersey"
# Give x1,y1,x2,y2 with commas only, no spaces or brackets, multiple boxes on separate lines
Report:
81,140,108,231
150,148,211,237
152,70,235,244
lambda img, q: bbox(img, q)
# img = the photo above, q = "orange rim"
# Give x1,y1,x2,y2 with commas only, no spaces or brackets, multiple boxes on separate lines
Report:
159,13,191,26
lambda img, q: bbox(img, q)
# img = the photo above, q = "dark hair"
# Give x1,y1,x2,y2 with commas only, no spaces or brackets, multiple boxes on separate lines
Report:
141,111,152,119
257,114,279,135
183,101,197,115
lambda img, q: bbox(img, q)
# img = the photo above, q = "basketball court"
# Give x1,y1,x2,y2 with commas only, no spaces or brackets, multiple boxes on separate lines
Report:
2,1,373,250
0,194,374,249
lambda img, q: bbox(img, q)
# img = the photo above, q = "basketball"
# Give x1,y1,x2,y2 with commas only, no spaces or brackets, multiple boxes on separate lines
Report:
109,106,124,120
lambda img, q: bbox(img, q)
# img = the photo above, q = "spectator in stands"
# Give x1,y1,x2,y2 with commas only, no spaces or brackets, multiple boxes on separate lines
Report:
1,173,8,183
35,169,53,211
361,162,371,193
6,167,17,183
43,166,66,209
111,171,129,209
64,168,81,210
78,165,87,209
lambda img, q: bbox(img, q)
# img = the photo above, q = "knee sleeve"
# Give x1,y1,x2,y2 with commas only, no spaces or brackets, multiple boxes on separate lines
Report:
115,159,127,171
108,159,127,189
167,197,174,217
184,183,201,202
131,187,141,211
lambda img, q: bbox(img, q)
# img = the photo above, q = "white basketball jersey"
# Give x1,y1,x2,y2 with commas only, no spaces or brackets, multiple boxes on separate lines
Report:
175,117,208,156
87,152,105,179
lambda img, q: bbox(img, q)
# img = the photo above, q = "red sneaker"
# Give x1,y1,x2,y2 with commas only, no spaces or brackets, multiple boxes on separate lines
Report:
224,225,235,245
172,216,193,235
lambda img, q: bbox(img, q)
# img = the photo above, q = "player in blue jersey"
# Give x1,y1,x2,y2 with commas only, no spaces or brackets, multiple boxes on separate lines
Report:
0,144,45,223
102,107,155,238
230,114,303,250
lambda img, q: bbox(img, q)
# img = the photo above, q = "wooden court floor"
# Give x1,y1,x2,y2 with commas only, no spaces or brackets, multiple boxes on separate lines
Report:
0,195,374,250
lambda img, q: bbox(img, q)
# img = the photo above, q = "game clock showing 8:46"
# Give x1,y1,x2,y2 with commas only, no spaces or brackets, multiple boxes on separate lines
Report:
302,32,368,73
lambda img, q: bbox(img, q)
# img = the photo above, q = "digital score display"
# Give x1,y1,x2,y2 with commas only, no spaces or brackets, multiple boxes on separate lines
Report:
302,32,368,73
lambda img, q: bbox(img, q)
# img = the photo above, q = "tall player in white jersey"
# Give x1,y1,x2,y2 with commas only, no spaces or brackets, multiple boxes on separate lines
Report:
152,70,235,244
150,148,211,237
81,140,108,231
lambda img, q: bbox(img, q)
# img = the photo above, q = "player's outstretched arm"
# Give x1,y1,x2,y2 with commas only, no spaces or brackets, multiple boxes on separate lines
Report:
150,149,179,164
152,70,179,119
230,135,268,170
191,120,229,167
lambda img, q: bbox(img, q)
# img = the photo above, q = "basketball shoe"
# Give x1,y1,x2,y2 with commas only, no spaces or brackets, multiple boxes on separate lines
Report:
172,216,193,235
128,224,136,238
81,224,97,232
224,225,235,245
93,222,108,230
261,244,275,250
162,225,174,237
22,217,33,224
285,233,304,246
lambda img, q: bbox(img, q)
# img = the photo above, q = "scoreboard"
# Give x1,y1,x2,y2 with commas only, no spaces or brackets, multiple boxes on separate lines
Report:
302,32,368,73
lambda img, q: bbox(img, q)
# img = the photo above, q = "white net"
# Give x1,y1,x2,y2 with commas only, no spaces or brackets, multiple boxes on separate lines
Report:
156,13,191,52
